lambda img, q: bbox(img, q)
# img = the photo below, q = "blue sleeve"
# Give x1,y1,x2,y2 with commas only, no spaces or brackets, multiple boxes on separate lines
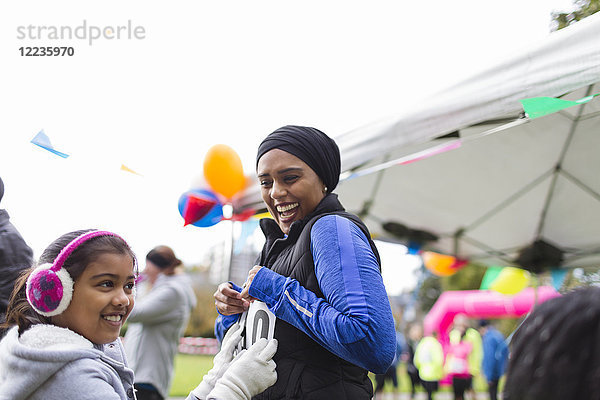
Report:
248,215,396,373
213,282,243,343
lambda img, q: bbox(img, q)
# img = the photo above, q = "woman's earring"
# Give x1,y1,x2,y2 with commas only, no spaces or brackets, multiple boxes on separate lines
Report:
323,186,328,194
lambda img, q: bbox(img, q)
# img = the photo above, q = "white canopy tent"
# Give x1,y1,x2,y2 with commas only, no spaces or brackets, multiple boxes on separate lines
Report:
234,13,600,269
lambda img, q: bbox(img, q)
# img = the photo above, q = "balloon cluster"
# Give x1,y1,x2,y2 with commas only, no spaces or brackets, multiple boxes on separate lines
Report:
178,144,253,227
422,251,531,295
421,251,468,277
480,266,530,295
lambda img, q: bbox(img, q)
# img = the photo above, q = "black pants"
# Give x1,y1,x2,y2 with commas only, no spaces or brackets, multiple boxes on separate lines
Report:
134,383,164,400
407,370,421,398
488,379,499,400
452,376,471,400
375,365,398,392
421,380,438,400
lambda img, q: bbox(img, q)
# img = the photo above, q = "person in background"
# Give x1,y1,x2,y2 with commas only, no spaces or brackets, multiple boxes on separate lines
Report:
214,125,396,399
449,314,482,400
405,324,423,400
445,325,473,400
503,286,600,400
0,176,33,337
374,318,406,399
478,320,508,400
414,330,444,400
124,245,197,400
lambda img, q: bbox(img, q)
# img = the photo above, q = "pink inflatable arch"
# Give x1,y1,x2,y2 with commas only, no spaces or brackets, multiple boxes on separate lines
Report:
424,287,560,347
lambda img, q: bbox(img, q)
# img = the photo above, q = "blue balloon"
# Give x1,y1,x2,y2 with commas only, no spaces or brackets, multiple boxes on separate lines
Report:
178,188,223,227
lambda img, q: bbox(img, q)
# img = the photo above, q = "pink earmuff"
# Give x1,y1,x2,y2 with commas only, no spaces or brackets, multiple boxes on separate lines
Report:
26,230,125,317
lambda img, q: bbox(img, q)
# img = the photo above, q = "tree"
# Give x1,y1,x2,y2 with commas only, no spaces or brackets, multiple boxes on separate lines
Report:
185,287,219,338
441,262,487,292
551,0,600,30
562,267,600,290
417,271,442,314
416,262,487,314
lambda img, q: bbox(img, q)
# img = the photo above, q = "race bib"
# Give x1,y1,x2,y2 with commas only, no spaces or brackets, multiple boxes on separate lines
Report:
235,301,276,353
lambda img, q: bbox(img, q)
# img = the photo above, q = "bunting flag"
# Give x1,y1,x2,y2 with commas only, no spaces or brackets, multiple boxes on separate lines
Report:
399,140,462,165
550,268,568,290
30,130,69,158
520,93,599,120
120,164,143,176
341,140,461,181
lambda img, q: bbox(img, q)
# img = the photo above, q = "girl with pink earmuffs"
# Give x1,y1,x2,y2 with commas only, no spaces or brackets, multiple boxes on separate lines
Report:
0,229,277,400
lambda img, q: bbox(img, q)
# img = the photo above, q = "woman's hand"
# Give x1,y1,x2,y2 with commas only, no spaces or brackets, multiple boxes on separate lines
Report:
240,266,262,300
214,282,250,315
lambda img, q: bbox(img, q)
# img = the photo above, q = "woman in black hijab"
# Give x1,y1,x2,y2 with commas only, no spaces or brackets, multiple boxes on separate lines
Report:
214,125,396,399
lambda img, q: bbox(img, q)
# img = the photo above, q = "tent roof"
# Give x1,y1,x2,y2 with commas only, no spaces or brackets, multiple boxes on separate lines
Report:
338,12,600,172
234,14,600,269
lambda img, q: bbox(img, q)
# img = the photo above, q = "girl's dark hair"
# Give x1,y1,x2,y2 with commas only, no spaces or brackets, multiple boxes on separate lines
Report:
503,286,600,400
2,229,137,334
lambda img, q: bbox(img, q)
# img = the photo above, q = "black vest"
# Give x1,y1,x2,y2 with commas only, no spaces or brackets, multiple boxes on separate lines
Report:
252,194,381,400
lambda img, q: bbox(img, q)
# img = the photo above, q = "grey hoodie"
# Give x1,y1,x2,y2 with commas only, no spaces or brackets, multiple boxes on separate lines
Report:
0,325,136,400
124,272,197,398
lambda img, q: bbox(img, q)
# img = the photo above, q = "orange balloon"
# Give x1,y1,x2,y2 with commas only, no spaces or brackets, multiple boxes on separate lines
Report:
203,144,246,199
422,251,458,277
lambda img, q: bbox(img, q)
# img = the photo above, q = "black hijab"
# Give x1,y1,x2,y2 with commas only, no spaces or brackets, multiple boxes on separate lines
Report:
256,125,341,192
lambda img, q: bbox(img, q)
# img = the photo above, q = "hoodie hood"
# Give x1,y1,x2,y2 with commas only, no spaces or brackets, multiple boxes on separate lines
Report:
0,325,102,399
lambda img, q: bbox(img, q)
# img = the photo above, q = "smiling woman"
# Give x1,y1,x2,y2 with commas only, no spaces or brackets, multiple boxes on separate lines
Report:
214,125,397,399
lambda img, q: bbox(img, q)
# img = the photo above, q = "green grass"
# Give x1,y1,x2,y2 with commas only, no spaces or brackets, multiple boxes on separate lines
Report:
169,354,215,396
169,354,501,396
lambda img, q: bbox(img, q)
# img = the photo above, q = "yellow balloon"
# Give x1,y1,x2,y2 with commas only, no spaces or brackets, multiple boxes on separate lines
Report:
203,144,246,199
490,267,530,295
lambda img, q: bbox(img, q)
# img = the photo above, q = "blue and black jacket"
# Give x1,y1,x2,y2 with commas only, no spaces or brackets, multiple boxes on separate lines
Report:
217,194,396,399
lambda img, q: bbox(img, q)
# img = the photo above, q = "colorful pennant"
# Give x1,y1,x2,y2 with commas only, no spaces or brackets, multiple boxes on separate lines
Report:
520,93,599,120
30,130,69,158
120,164,142,176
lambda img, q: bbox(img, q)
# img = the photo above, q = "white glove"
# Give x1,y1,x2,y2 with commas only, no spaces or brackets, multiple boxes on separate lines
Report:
207,338,278,400
191,324,244,399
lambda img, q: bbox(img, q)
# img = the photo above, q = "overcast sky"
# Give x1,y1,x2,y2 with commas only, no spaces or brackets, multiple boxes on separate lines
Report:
0,0,575,293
